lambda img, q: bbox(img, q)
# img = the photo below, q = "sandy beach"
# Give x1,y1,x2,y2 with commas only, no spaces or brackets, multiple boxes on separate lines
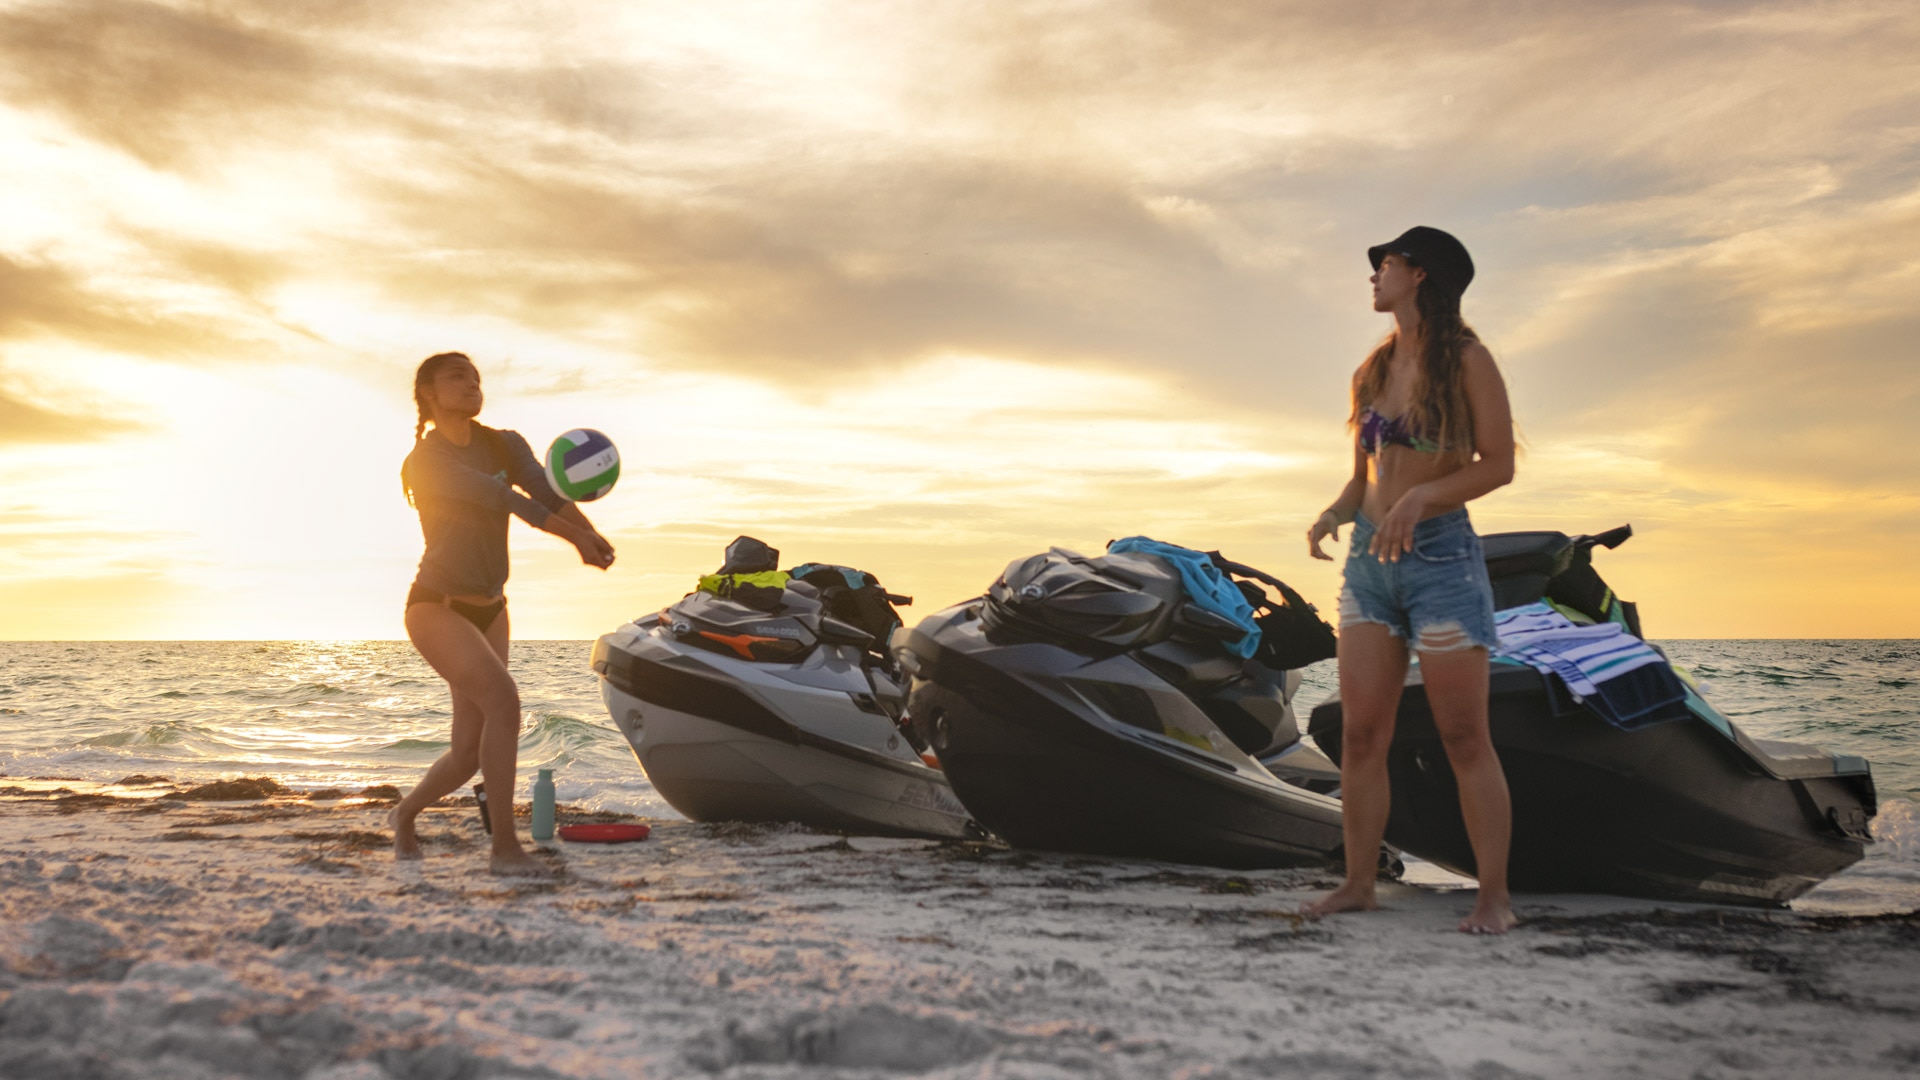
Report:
2,777,1916,1080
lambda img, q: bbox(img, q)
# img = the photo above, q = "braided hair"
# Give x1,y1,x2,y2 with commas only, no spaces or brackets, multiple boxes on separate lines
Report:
403,352,473,503
413,352,471,441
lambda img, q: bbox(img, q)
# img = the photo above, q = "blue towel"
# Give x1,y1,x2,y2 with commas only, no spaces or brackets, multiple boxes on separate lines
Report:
1493,602,1668,693
1587,664,1693,731
1493,602,1688,731
1107,537,1260,658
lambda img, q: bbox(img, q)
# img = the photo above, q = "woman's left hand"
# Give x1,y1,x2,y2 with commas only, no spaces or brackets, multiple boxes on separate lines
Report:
1368,485,1430,562
582,532,616,570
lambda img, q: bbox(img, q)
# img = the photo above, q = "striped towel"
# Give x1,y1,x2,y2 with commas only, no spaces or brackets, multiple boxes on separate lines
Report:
1492,602,1666,701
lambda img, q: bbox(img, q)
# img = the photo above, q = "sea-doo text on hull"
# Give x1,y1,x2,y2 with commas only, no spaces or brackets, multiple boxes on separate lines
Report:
897,540,1348,868
593,537,973,840
1308,526,1876,906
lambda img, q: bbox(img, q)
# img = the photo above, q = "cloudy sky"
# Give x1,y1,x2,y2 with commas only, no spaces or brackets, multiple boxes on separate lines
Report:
1,0,1916,639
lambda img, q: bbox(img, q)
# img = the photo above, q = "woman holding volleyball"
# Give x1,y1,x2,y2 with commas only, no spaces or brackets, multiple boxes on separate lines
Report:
391,351,615,875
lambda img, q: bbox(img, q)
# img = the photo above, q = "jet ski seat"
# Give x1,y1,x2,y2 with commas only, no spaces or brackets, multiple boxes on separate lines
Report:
1482,526,1642,637
1482,531,1575,611
982,548,1190,651
670,541,914,670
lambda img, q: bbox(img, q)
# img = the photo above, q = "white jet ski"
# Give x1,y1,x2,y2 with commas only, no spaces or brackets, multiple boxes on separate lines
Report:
591,537,975,840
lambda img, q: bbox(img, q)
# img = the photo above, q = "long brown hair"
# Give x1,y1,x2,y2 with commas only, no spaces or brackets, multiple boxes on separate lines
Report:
1347,270,1479,461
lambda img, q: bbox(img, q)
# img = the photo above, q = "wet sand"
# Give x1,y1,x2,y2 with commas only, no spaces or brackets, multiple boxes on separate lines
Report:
2,778,1917,1079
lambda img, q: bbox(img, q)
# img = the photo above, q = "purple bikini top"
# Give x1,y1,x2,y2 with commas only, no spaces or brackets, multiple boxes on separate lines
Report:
1359,405,1441,455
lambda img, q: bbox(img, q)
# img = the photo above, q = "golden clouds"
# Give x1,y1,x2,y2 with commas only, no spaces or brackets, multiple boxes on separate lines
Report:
492,353,1342,639
0,1,1916,636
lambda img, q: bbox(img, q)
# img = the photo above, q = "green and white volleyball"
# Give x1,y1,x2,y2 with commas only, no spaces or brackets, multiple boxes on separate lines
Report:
544,429,620,502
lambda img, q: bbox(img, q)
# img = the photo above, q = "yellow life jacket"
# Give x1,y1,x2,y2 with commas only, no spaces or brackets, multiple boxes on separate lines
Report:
697,570,791,596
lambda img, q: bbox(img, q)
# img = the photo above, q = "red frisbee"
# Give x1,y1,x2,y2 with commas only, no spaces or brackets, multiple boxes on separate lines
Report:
557,823,651,843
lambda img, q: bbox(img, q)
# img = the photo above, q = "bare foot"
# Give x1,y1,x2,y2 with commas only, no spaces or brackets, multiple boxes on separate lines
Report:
1300,881,1380,919
389,807,422,861
488,848,553,878
1459,894,1517,935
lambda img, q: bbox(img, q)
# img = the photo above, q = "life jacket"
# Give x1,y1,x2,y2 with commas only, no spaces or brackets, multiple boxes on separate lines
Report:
697,570,792,595
696,571,792,612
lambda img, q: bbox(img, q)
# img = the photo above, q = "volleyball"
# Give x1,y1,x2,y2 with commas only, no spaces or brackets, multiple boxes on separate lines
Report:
544,428,620,502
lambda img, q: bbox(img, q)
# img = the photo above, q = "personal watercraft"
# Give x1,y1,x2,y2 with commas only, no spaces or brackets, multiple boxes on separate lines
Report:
591,537,974,839
894,542,1349,868
1307,525,1877,906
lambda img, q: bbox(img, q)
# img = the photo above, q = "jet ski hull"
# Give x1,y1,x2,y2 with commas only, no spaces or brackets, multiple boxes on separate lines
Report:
1309,665,1873,906
902,612,1344,868
594,628,973,840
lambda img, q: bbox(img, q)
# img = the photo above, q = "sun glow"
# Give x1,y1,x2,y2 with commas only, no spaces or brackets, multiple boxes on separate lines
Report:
1,1,1917,638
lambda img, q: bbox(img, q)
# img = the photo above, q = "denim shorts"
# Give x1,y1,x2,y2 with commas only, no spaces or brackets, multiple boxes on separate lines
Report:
1338,508,1498,652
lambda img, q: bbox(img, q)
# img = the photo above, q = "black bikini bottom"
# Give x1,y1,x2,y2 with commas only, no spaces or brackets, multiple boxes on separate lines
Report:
407,584,506,634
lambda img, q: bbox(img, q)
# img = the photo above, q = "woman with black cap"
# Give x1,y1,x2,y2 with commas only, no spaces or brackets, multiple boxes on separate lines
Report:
1302,227,1519,933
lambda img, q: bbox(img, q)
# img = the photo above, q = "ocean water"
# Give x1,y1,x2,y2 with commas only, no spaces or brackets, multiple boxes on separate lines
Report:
2,639,1915,912
0,640,666,817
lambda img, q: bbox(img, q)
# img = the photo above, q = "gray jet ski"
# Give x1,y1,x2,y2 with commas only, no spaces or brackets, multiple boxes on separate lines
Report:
591,537,974,839
894,543,1348,867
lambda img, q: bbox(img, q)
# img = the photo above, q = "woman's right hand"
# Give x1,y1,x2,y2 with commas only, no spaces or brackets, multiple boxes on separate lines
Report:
1307,510,1342,561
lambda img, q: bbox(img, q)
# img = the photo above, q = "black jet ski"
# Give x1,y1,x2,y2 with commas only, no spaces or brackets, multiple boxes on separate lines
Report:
1308,525,1877,906
894,543,1348,868
592,537,974,840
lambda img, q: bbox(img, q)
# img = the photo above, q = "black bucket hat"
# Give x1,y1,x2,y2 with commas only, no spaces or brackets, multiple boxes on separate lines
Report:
1368,226,1474,298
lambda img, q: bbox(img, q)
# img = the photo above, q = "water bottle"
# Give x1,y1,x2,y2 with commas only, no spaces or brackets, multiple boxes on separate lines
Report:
472,782,492,834
531,768,556,841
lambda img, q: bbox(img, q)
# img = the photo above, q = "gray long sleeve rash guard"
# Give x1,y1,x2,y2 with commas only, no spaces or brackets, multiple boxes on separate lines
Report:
403,425,570,598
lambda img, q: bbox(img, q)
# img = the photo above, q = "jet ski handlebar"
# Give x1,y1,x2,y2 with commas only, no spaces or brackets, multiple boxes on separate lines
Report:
1175,602,1244,640
1574,525,1633,552
815,615,876,648
885,592,913,607
1203,552,1315,617
1205,552,1286,593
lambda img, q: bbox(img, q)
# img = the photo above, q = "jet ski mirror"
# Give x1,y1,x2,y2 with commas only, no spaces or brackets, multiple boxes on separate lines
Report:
815,616,876,648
